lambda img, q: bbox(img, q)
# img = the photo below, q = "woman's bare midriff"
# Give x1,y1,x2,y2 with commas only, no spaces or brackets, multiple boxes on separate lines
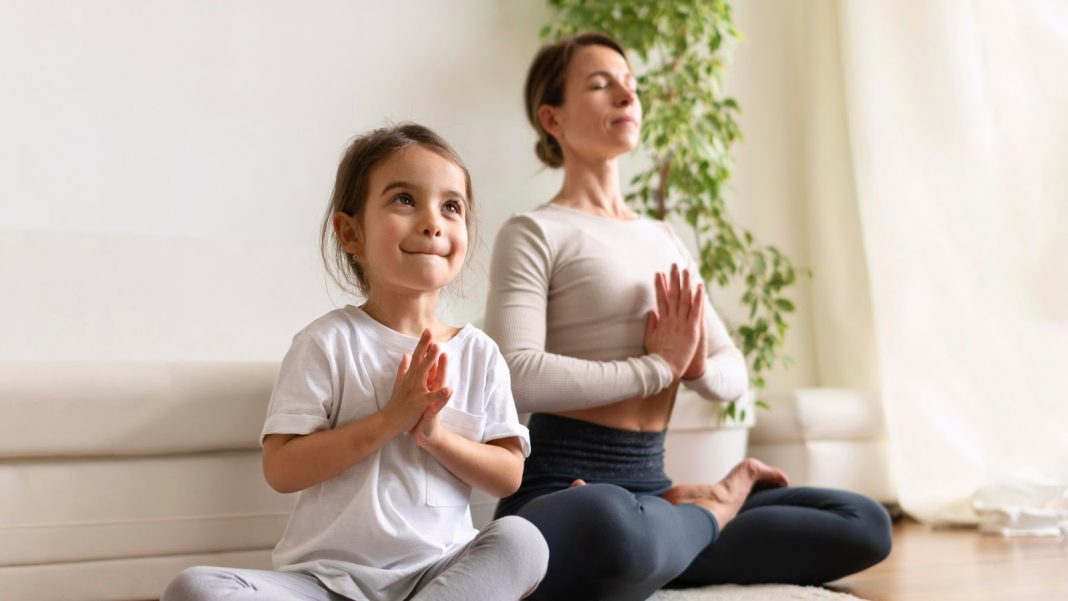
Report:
552,381,681,432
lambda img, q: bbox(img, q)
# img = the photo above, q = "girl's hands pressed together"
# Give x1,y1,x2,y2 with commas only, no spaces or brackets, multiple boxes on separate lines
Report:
385,329,452,434
395,333,524,497
644,263,705,380
410,351,451,447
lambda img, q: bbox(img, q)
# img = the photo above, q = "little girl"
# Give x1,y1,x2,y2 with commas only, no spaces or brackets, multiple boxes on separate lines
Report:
163,123,548,601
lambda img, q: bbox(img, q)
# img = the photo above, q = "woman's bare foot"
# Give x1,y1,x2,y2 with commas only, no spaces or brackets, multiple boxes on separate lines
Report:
662,458,789,529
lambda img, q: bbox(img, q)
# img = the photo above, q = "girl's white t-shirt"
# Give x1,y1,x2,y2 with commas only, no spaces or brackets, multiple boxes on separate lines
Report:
260,306,530,601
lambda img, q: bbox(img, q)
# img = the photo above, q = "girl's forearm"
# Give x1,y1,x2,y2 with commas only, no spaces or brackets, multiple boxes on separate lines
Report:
262,409,405,494
419,433,525,498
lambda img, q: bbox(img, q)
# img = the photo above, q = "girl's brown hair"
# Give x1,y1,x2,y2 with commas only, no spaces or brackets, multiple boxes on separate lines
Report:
524,32,629,168
320,123,474,296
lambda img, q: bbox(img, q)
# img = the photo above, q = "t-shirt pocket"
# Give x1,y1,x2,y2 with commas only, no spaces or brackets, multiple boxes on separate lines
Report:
426,406,486,507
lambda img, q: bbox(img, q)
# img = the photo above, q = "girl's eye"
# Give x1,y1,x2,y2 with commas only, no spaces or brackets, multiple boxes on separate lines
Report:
393,194,414,206
444,200,462,215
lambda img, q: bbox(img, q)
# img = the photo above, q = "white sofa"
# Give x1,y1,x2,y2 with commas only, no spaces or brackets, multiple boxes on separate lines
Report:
0,362,293,601
1,363,895,601
0,360,520,601
747,388,896,504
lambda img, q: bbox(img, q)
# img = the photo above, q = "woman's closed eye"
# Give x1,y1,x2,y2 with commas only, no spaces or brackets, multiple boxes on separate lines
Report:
590,80,637,94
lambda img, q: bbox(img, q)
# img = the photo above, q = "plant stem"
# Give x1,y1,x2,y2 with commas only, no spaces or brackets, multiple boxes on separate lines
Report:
656,157,671,220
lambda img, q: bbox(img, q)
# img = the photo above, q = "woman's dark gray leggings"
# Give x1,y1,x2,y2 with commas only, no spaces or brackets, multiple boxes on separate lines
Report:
496,414,892,601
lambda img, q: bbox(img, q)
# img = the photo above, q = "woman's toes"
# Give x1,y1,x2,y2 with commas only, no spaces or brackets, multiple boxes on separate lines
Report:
662,484,693,504
743,458,790,489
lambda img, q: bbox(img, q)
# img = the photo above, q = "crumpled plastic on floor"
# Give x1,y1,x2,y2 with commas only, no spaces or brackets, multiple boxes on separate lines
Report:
971,478,1068,537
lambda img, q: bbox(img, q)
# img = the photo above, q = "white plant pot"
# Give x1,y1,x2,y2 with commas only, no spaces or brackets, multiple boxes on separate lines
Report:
664,389,757,484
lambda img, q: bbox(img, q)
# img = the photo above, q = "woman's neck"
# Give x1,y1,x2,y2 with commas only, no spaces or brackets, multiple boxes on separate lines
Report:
361,289,454,341
552,156,636,220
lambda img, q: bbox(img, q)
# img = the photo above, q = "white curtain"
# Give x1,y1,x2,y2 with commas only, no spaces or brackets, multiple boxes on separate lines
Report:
831,0,1068,523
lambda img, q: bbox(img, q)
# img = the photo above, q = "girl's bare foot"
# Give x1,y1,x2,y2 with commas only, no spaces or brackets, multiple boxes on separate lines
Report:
661,458,789,529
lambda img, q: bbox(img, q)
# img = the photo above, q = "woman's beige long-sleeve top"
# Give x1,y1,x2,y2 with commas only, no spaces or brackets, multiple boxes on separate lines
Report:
484,203,748,414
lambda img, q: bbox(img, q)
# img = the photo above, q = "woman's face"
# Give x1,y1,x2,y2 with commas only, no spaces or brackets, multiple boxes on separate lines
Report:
542,44,641,164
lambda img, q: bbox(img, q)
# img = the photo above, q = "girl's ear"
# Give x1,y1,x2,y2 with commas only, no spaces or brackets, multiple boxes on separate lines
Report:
332,212,362,255
538,104,564,141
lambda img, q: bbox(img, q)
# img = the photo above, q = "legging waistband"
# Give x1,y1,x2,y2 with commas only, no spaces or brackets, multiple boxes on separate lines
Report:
525,413,669,481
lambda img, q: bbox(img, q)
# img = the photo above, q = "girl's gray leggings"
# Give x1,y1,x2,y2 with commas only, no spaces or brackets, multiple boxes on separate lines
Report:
160,515,548,601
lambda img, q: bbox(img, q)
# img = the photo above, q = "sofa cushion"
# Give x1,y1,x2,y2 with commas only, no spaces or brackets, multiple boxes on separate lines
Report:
667,389,757,430
749,388,884,444
0,451,292,566
0,362,277,457
747,439,896,502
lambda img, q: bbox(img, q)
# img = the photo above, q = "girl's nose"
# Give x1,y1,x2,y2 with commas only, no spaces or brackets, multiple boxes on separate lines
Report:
422,217,443,238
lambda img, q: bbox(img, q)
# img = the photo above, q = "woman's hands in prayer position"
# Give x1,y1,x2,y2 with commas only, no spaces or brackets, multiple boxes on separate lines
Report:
644,263,706,381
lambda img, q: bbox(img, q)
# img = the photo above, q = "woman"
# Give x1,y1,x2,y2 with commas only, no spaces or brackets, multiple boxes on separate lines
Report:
485,33,892,601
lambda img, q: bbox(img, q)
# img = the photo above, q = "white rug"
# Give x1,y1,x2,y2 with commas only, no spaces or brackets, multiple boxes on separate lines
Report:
650,584,866,600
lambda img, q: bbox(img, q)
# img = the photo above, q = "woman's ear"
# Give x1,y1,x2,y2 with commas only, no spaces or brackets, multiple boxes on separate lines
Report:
538,104,563,141
332,212,361,255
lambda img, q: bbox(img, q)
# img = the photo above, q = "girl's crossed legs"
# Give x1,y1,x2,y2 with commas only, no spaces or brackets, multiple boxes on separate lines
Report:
161,516,548,601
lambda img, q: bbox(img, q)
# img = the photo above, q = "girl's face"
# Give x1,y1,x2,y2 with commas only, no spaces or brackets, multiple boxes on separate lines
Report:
541,44,641,163
350,146,469,298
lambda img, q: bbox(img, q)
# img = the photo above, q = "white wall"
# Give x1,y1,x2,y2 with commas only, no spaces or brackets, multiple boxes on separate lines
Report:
722,0,818,390
1,0,556,361
1,0,828,392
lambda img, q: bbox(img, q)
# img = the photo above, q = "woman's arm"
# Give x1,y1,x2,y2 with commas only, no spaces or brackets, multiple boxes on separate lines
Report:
667,228,749,402
679,294,750,402
485,215,676,413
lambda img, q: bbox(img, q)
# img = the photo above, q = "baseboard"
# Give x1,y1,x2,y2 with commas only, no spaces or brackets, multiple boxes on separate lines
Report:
0,548,273,601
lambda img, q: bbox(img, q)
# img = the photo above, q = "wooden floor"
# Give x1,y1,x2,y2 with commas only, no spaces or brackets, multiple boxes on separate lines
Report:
828,518,1068,601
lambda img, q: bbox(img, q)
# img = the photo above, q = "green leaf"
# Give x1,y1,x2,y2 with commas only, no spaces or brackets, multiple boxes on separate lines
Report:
752,252,766,276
